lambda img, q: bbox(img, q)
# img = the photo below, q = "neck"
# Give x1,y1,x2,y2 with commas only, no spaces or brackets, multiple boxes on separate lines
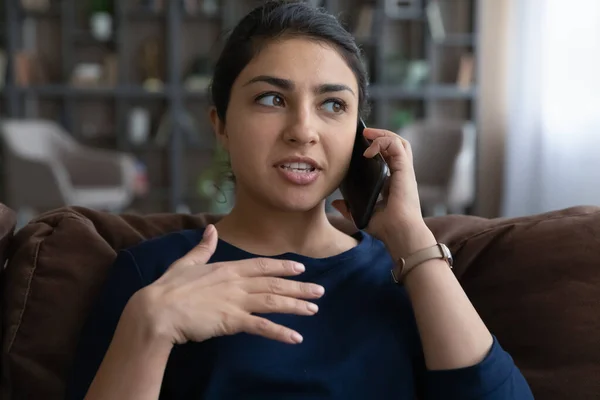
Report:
214,189,354,258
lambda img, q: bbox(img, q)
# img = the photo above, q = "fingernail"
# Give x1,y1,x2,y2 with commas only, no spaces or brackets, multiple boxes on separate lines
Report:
203,225,214,239
307,303,319,313
312,285,325,295
294,263,305,273
291,332,303,343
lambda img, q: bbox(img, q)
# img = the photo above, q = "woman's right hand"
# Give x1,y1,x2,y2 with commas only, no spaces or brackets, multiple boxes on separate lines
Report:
126,224,324,346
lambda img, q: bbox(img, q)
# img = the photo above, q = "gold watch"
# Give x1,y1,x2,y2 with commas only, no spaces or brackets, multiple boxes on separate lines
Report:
391,243,453,284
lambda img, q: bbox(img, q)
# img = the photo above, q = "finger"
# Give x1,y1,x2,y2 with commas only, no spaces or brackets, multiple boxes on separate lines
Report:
363,136,403,158
363,136,411,173
330,199,354,223
363,129,413,157
242,277,325,299
175,224,218,268
362,127,399,140
226,258,306,278
246,293,319,316
242,315,304,344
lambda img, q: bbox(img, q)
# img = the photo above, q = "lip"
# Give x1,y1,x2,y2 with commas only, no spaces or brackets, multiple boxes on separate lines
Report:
273,156,322,170
273,156,322,186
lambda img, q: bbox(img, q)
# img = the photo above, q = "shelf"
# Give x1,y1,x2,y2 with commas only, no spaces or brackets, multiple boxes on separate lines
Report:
72,31,117,47
117,86,170,98
182,12,221,22
368,84,477,100
433,34,476,47
17,85,170,99
125,10,166,20
2,1,480,214
386,13,426,22
19,5,62,19
184,90,210,100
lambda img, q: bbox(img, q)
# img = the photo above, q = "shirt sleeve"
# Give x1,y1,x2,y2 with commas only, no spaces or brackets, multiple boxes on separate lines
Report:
64,250,145,400
419,336,534,400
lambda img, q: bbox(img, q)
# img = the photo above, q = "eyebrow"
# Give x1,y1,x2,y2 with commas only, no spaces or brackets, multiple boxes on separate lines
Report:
244,75,356,97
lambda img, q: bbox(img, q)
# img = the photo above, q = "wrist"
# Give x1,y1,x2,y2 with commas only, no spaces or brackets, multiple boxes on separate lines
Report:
382,221,437,262
121,288,176,350
87,292,173,400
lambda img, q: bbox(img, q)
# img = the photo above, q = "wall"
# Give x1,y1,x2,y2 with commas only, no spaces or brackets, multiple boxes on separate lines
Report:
475,0,513,218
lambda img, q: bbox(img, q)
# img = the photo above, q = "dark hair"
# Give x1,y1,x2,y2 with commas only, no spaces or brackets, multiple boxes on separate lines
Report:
209,0,370,123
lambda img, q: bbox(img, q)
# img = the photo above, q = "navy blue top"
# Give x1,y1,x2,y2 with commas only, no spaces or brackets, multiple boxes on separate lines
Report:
66,229,533,399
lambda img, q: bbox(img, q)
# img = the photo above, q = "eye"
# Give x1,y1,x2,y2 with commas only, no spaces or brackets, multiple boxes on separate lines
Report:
321,99,347,114
256,93,285,107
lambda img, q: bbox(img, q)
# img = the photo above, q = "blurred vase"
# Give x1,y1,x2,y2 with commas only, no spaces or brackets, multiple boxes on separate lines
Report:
90,12,112,42
127,107,151,146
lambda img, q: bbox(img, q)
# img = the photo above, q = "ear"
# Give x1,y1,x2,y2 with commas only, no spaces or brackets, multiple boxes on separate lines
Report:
330,199,353,223
209,106,229,150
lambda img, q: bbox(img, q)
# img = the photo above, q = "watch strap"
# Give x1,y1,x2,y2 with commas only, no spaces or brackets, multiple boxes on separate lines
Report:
391,243,452,284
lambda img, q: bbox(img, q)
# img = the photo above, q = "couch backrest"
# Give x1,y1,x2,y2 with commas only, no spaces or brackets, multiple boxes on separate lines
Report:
1,205,599,399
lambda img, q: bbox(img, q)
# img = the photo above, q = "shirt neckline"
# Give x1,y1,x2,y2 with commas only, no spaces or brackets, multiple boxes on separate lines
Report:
214,230,375,267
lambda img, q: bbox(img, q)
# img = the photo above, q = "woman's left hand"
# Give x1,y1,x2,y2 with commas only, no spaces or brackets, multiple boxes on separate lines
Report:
331,128,435,257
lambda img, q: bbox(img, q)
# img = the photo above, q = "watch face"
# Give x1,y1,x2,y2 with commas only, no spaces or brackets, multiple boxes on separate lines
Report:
440,243,453,267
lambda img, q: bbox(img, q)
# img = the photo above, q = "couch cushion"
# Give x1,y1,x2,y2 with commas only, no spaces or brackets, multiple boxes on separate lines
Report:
444,206,600,399
0,203,17,382
0,204,17,266
1,206,219,399
2,205,599,399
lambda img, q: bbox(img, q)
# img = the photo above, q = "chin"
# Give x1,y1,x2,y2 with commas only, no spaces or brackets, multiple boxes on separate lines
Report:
269,189,327,213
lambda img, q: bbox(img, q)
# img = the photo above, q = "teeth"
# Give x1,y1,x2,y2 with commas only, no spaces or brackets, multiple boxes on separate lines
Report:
281,162,315,172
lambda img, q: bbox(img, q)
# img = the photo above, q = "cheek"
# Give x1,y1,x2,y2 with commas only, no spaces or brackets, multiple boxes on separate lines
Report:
225,126,275,174
328,129,355,164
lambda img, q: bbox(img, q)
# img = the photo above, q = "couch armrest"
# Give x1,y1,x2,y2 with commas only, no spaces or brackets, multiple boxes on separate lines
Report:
62,148,137,188
5,155,71,210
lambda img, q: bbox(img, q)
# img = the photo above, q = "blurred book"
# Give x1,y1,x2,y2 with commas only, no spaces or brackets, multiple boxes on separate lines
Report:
353,5,374,41
103,54,118,87
20,0,51,12
457,53,474,88
13,51,48,86
0,50,6,89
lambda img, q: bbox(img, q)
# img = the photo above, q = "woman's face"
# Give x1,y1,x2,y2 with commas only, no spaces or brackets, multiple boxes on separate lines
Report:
212,37,359,212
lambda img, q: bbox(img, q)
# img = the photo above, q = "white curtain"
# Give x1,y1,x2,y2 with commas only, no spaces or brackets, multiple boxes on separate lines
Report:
502,0,600,217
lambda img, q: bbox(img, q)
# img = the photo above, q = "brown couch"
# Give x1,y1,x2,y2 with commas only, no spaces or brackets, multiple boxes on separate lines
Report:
0,203,599,399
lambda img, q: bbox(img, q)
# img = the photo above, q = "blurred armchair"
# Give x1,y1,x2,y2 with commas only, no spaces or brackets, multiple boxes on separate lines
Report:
0,119,138,214
399,120,476,216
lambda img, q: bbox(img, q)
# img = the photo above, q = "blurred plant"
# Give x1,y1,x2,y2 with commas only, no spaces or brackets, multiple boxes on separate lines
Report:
196,145,235,213
390,109,415,131
89,0,113,15
88,0,114,42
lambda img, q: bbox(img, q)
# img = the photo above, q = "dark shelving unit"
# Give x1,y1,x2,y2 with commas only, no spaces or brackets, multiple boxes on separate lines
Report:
1,0,480,214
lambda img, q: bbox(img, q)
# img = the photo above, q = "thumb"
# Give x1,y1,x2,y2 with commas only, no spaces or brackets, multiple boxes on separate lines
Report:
177,224,218,267
331,199,354,223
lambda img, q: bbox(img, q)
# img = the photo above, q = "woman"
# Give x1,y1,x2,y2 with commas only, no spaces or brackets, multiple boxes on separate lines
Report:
67,1,533,399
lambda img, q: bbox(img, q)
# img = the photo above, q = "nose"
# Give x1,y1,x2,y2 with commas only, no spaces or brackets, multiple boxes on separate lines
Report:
282,112,319,146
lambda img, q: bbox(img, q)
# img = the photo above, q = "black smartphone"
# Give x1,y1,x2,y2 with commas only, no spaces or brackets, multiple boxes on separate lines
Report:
338,119,390,230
